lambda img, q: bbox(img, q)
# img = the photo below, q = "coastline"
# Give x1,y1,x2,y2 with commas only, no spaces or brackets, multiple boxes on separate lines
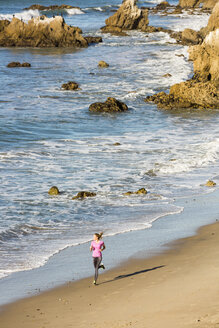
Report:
1,206,219,327
0,187,219,317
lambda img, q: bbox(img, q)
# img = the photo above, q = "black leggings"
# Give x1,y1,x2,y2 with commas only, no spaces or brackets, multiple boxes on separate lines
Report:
93,256,102,281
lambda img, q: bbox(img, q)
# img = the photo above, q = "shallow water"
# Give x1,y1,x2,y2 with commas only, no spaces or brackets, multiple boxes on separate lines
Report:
0,0,218,280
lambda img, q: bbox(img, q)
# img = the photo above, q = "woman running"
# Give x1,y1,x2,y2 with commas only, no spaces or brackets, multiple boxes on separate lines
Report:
90,232,105,285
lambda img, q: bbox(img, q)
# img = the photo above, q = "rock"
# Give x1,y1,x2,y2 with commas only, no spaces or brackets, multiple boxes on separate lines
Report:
7,62,31,67
61,81,79,90
98,61,109,68
0,16,88,48
189,29,219,84
145,169,157,177
101,0,149,33
101,26,128,36
48,186,60,195
162,73,172,77
72,191,96,200
123,188,147,196
179,0,217,8
145,2,219,110
145,81,219,109
24,4,81,11
181,28,202,44
156,1,171,9
205,180,216,187
84,36,103,44
113,142,121,146
89,97,128,113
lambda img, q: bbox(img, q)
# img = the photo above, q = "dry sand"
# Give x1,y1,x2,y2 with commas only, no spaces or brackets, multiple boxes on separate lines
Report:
1,221,219,328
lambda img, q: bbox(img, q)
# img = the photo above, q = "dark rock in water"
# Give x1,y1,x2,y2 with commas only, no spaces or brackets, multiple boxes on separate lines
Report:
123,188,147,196
7,62,31,67
72,191,97,200
0,16,88,48
84,36,103,44
162,73,172,77
101,0,149,34
48,186,60,195
23,4,81,11
61,81,79,90
89,97,128,113
113,142,121,146
205,180,216,187
98,61,109,68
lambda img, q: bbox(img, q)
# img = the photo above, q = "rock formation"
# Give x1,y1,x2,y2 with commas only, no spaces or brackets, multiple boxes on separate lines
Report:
145,2,219,109
7,62,31,67
23,4,81,11
61,81,79,90
205,180,216,186
179,0,217,9
72,191,96,200
98,61,109,68
0,16,88,48
89,97,128,113
101,0,149,34
123,188,147,196
48,186,60,195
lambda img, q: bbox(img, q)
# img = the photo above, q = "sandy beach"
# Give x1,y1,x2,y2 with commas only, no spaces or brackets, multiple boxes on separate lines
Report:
1,220,219,328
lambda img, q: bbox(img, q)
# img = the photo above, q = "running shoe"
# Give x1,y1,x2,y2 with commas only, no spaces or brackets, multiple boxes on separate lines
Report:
99,264,105,270
93,280,97,285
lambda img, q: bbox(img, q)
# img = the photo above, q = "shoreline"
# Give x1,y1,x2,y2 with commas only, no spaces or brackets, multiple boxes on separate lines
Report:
1,215,219,327
0,187,219,308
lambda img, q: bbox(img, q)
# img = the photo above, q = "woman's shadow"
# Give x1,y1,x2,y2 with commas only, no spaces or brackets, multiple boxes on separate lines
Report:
99,265,165,285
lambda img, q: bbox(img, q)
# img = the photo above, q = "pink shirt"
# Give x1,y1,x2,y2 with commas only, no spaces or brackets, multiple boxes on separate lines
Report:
91,240,104,257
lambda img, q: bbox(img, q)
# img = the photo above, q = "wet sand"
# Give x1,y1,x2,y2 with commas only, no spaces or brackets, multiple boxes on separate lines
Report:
1,220,219,328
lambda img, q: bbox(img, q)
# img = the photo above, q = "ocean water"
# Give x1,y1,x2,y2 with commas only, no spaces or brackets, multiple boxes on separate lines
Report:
0,0,218,281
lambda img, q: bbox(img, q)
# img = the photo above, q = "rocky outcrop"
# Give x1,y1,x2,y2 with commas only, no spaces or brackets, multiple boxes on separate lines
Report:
145,2,219,109
145,81,219,109
61,81,80,90
24,4,81,11
0,16,88,48
101,0,149,34
7,62,31,67
89,97,129,113
72,191,96,200
48,186,60,195
123,188,147,196
98,61,109,68
179,0,217,9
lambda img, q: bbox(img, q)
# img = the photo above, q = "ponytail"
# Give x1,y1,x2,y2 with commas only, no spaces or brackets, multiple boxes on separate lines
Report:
95,232,103,240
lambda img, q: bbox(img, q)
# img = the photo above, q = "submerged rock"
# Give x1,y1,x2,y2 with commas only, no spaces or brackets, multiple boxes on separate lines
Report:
61,81,79,90
205,180,216,187
89,97,128,113
48,186,60,195
0,16,88,48
101,0,149,34
72,191,96,200
7,62,31,67
98,61,109,68
123,188,147,196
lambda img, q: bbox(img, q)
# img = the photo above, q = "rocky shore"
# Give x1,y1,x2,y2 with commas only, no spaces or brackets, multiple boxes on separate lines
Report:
145,1,219,109
0,15,90,47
